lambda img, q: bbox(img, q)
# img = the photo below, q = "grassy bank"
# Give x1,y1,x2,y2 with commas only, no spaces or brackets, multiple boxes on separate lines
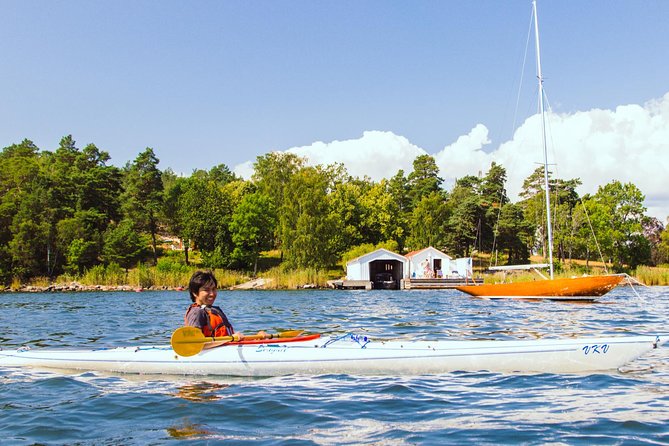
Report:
10,255,344,291
634,266,669,286
259,266,339,289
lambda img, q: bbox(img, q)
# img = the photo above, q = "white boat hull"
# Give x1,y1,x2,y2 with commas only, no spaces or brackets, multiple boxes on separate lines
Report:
0,334,663,376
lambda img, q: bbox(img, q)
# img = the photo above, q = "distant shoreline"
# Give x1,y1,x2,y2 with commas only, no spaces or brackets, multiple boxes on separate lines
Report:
0,277,304,293
1,283,185,293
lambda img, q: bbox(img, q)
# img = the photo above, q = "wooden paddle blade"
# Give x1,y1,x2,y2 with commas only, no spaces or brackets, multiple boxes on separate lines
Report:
171,326,210,357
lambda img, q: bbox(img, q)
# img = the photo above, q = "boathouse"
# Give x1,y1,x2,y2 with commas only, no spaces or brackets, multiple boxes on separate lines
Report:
345,248,408,289
405,246,454,279
335,247,479,290
402,247,478,289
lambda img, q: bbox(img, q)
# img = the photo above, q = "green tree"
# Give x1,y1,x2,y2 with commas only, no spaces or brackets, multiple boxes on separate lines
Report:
31,137,123,276
387,170,411,250
280,166,341,269
122,148,163,264
477,163,509,253
657,223,669,266
328,179,369,250
56,210,106,275
229,192,276,274
444,176,482,257
573,196,609,268
495,203,534,264
407,191,450,251
43,135,80,218
480,162,508,207
359,179,404,248
179,175,235,267
519,167,549,258
208,164,238,186
445,195,483,257
252,152,305,254
589,181,649,269
0,140,43,281
102,220,148,271
643,217,667,266
163,175,191,265
7,172,53,279
74,143,123,222
408,155,443,206
547,178,581,263
9,217,49,280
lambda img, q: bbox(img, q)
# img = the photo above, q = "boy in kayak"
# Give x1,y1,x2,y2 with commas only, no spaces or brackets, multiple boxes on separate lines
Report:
184,270,265,345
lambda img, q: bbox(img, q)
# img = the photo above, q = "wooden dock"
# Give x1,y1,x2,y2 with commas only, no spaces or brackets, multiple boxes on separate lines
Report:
402,278,483,290
328,278,483,290
329,280,373,290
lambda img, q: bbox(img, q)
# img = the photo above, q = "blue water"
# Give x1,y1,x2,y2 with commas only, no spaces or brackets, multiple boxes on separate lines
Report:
1,287,668,445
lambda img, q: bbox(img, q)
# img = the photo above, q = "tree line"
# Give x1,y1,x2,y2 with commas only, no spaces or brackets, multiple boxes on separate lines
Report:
1,135,668,284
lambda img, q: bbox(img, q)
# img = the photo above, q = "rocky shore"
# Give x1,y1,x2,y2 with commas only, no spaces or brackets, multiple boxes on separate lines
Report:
3,277,330,292
2,282,184,293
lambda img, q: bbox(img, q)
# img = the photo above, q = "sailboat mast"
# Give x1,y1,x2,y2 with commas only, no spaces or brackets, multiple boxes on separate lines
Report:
532,0,554,279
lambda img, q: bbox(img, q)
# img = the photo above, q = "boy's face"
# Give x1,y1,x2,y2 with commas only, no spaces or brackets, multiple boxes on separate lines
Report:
194,281,217,306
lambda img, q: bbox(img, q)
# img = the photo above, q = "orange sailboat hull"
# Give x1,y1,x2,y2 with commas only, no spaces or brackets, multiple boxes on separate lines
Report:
455,275,625,300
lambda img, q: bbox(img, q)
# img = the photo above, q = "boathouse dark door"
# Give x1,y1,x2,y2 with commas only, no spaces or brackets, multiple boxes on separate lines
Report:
368,260,402,289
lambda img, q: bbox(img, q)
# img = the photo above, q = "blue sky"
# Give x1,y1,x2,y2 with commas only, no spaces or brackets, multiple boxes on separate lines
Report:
2,1,669,220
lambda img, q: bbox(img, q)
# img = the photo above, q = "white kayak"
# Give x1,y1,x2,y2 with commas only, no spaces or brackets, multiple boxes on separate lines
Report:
0,333,664,376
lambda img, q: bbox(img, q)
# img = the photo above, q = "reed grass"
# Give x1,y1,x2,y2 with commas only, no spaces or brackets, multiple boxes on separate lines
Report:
22,276,52,288
633,266,669,286
10,258,339,291
50,261,249,289
260,266,335,289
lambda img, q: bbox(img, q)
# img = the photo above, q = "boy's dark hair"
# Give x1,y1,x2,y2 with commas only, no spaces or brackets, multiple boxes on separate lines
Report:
188,270,218,302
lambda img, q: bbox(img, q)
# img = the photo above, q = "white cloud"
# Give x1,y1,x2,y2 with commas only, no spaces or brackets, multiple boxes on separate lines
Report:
433,123,493,189
440,93,669,223
288,130,426,181
234,93,669,223
234,130,426,181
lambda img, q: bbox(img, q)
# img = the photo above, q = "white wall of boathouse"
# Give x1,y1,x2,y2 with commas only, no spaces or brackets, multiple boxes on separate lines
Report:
405,246,453,279
404,246,474,279
346,248,408,281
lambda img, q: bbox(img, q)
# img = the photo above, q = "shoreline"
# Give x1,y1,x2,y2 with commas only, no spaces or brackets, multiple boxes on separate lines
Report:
0,277,322,293
1,283,185,293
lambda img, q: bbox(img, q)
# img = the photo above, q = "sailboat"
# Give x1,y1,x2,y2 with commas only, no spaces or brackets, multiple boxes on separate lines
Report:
456,0,624,300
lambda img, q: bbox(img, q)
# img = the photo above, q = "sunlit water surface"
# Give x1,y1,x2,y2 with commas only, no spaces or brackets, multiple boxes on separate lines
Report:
1,287,668,445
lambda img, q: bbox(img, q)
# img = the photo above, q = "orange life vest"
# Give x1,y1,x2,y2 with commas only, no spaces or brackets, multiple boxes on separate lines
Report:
184,304,233,337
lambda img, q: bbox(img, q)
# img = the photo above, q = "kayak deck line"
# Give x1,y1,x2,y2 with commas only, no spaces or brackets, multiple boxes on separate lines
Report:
1,334,664,376
12,346,659,365
3,333,660,353
0,337,659,364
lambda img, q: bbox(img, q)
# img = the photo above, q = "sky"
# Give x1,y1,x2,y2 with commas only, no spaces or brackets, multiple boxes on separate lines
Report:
2,1,668,221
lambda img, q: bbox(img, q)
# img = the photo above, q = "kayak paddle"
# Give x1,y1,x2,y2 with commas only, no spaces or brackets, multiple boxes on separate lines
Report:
171,326,305,357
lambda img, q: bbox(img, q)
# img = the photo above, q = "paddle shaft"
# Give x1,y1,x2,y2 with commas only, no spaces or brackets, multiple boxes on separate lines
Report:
178,331,300,344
